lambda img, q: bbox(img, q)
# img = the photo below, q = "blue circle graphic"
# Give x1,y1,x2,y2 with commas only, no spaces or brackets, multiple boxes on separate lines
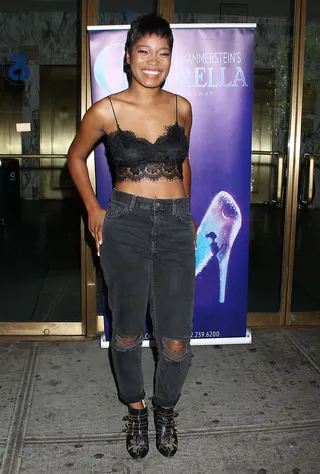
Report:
94,43,128,94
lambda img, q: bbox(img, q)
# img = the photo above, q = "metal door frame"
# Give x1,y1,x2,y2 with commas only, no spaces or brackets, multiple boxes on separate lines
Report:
248,0,308,327
0,0,93,339
248,0,320,328
284,0,320,326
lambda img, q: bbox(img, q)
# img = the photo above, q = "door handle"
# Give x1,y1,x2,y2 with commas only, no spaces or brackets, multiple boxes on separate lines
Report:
275,153,284,204
299,153,315,206
307,154,315,204
251,151,285,205
270,152,285,204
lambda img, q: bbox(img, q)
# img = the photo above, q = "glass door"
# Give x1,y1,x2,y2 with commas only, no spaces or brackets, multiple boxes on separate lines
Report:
0,0,84,336
288,0,320,325
174,0,297,326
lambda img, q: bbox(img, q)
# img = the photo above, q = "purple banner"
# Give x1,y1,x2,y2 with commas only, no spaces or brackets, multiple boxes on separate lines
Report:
89,25,255,342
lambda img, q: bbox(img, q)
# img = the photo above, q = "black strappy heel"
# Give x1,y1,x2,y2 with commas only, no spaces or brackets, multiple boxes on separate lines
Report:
123,405,149,459
154,406,179,457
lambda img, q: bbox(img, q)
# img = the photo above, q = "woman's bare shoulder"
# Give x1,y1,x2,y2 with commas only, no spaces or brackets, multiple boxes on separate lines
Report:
86,96,111,116
86,93,128,132
176,94,192,115
107,90,131,105
162,90,191,112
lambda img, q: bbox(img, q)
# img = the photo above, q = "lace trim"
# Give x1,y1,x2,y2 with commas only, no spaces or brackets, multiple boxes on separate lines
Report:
106,123,186,147
115,162,183,182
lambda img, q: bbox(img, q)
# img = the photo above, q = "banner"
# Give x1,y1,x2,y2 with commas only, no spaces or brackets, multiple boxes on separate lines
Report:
88,24,255,345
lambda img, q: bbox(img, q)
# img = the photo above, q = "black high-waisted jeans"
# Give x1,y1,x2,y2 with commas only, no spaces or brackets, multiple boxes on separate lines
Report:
100,189,195,407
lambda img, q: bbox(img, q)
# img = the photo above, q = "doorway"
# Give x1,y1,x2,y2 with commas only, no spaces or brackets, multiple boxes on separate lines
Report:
0,0,86,337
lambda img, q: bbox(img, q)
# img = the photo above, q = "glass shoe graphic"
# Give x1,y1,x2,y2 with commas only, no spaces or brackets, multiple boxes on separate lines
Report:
195,191,242,303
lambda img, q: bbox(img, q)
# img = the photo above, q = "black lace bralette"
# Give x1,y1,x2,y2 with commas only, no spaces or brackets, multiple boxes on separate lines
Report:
104,96,189,183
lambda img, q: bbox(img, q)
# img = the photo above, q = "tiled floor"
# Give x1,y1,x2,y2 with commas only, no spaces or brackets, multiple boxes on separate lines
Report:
1,329,320,473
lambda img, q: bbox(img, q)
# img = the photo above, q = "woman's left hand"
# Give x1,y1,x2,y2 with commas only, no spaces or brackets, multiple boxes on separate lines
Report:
192,219,198,250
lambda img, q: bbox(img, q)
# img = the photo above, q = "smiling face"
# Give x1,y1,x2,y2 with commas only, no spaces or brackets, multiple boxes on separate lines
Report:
126,34,172,89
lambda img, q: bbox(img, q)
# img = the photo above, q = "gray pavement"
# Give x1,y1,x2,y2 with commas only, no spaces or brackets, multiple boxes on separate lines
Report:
0,330,320,474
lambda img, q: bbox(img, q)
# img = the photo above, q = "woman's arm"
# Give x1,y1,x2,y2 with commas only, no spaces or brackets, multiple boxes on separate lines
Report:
68,103,104,210
179,96,197,248
181,97,192,199
67,101,108,253
182,157,191,199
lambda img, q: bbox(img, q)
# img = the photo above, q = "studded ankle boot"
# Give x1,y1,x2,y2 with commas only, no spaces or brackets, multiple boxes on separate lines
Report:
123,405,149,459
154,405,179,457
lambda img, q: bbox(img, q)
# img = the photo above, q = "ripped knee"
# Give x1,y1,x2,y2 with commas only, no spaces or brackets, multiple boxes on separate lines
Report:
162,338,192,362
113,333,143,351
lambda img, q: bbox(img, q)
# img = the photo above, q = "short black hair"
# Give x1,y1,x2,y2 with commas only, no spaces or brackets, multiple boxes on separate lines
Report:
125,13,173,53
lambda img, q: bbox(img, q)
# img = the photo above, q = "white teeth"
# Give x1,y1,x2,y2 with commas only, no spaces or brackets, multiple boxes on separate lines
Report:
142,70,161,76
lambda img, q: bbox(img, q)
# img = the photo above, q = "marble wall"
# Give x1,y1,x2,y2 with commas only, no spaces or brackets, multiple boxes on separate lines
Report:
99,12,144,24
0,13,79,65
0,12,79,198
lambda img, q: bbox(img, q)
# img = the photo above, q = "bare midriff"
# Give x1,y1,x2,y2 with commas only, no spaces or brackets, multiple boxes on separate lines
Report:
115,178,187,199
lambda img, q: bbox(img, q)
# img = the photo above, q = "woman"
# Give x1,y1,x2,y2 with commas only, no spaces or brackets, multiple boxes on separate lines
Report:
68,14,196,459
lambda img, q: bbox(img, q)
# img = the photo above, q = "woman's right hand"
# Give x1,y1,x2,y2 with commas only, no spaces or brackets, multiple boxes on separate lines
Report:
88,205,107,255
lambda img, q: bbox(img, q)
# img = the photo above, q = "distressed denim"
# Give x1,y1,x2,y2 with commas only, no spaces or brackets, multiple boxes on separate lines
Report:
100,189,195,406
